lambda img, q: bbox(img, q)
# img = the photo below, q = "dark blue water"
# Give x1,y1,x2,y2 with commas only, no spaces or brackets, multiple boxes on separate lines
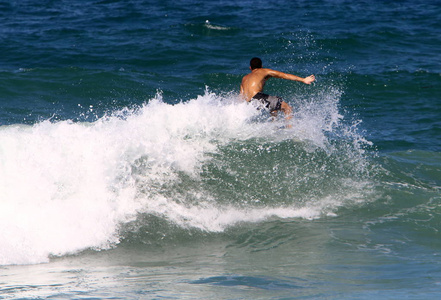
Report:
1,0,440,299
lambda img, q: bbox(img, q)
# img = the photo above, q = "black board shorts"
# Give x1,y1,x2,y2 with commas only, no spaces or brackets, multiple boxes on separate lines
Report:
251,92,282,112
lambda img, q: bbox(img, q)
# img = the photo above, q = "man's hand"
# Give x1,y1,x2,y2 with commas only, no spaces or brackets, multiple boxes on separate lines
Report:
303,75,316,84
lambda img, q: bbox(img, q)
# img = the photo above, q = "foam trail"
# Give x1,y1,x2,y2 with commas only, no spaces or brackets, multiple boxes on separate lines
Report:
138,194,338,232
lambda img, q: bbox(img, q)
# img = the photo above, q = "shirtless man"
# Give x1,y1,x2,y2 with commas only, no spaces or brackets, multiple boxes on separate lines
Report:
240,57,316,120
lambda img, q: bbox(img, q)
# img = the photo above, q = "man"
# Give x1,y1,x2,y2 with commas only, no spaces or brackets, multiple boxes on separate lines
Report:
240,57,316,120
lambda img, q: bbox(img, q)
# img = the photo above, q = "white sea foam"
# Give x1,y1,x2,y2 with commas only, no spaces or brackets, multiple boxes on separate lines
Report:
204,20,230,31
0,88,367,265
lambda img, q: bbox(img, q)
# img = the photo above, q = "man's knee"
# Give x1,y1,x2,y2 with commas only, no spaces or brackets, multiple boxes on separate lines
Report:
281,101,292,113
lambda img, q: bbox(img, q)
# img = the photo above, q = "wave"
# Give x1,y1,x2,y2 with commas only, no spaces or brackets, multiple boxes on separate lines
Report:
0,87,374,265
204,20,231,31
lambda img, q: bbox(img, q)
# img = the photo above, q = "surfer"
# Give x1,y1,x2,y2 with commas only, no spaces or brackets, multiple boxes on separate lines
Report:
240,57,316,120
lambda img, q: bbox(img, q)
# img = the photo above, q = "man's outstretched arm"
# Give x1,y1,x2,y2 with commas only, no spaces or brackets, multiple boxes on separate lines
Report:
266,69,315,84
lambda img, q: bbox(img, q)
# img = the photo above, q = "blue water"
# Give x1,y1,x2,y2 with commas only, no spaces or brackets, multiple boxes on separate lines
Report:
1,0,441,299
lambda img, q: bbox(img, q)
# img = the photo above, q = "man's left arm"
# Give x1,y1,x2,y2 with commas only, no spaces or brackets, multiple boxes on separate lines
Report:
267,69,315,84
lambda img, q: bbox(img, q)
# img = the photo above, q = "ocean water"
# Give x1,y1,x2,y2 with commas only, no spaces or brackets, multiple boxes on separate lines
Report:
0,0,440,299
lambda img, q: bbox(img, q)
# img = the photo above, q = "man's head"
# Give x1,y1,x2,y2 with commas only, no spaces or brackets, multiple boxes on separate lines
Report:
250,57,262,70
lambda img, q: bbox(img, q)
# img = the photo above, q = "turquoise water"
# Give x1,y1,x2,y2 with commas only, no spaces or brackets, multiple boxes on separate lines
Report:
1,0,440,299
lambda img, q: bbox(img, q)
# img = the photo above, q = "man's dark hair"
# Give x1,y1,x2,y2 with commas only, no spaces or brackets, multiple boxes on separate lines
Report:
250,57,262,70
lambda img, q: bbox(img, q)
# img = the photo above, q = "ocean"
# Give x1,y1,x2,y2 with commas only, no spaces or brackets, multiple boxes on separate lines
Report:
1,0,440,299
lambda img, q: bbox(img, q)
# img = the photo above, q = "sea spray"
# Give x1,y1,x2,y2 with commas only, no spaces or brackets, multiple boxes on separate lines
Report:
125,88,376,235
